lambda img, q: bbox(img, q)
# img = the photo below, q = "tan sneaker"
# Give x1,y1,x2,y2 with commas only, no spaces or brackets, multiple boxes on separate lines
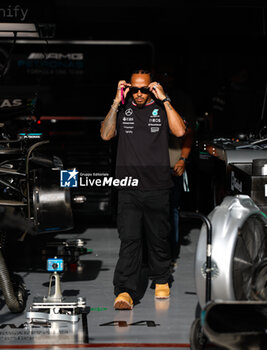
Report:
114,292,133,310
155,283,170,299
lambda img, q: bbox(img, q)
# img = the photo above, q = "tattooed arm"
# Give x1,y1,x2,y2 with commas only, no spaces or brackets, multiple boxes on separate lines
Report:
100,80,131,141
149,81,186,137
163,100,186,137
100,101,120,140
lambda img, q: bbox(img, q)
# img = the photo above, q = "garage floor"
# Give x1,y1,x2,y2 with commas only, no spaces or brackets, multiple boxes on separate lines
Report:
0,222,220,350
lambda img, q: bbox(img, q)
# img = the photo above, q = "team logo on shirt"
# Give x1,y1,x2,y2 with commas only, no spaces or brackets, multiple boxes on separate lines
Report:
148,108,161,133
125,108,133,116
152,109,159,116
151,127,159,133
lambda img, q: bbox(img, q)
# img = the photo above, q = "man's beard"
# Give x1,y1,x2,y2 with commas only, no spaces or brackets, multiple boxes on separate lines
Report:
136,102,145,109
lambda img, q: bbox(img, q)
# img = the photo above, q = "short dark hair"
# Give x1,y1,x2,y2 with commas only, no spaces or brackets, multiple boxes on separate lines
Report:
131,69,153,81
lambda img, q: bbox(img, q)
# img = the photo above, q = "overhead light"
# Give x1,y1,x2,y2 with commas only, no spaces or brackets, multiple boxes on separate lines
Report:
0,23,39,38
0,31,39,38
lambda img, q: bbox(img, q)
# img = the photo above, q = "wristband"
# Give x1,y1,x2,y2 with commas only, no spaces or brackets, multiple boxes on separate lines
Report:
161,97,171,103
111,105,118,112
179,157,187,162
111,100,120,112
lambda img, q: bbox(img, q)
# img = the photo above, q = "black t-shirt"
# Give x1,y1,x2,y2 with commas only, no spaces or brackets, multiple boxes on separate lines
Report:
116,99,173,190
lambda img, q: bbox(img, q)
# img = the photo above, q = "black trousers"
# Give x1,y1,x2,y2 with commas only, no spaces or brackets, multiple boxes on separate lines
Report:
113,189,171,299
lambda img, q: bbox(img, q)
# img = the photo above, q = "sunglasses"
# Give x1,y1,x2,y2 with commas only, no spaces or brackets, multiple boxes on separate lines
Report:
130,86,150,94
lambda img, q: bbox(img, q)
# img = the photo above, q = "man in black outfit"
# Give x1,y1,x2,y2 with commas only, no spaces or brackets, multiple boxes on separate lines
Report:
100,70,186,310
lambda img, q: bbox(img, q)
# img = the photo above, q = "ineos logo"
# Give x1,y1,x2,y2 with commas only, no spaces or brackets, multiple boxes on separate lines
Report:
125,108,133,117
